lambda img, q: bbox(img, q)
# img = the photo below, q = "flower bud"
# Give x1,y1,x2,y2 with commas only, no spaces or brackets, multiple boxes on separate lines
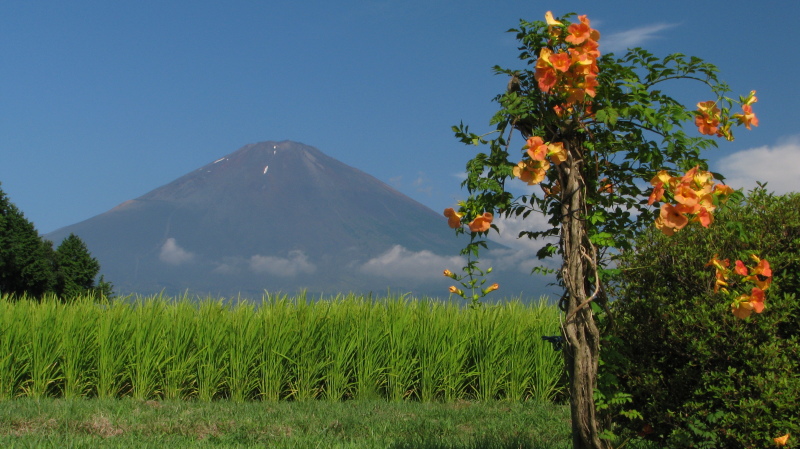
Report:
484,283,499,294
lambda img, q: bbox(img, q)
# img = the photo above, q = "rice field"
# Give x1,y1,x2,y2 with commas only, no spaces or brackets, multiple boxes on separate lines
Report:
0,293,563,403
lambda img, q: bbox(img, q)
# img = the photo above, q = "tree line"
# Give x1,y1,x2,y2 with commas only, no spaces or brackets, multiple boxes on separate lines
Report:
0,182,110,299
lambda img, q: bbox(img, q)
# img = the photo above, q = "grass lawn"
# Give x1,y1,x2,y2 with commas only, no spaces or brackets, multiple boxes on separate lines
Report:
0,398,576,448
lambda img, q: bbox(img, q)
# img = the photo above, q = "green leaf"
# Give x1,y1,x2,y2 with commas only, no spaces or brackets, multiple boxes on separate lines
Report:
589,232,615,247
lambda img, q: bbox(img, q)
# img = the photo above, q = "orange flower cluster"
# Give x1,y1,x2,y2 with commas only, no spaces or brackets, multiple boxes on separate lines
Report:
774,433,790,446
535,12,600,109
443,208,494,233
695,91,758,139
647,166,734,235
512,136,567,185
707,254,773,319
512,12,600,189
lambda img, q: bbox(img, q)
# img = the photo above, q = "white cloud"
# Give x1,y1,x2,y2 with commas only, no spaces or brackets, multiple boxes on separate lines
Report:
352,218,561,295
249,250,316,277
603,23,678,54
485,214,561,274
716,137,800,195
360,245,465,280
486,247,560,278
159,238,194,265
488,213,554,250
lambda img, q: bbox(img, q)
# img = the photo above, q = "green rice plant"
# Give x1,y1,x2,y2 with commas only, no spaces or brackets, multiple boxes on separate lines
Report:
257,293,297,401
59,296,98,398
352,297,387,400
503,300,534,402
469,304,511,401
22,296,62,398
384,296,420,401
195,298,229,401
161,297,198,400
96,299,132,398
226,299,261,402
288,294,330,401
503,299,537,402
0,291,565,404
126,296,169,400
322,294,358,401
415,299,447,402
438,303,472,402
501,297,562,402
527,298,564,402
0,294,30,399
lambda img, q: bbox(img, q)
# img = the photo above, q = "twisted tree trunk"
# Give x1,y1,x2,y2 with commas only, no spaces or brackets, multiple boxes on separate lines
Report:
557,139,609,449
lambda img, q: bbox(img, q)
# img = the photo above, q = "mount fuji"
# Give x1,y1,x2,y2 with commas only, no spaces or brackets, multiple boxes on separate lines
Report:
45,141,498,298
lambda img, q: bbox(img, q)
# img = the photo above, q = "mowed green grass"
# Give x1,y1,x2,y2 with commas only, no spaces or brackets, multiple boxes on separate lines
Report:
0,398,573,448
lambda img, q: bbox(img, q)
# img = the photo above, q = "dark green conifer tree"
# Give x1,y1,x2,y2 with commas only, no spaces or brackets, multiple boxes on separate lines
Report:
0,184,57,297
55,233,101,299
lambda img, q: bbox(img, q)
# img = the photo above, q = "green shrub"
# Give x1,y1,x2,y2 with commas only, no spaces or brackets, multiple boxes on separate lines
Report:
606,187,800,448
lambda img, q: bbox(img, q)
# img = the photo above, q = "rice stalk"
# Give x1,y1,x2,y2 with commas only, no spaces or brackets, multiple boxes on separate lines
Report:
384,296,419,401
226,299,261,402
195,298,229,401
288,293,329,401
0,295,29,399
96,299,132,398
59,296,97,398
322,294,358,401
528,297,564,402
162,296,198,400
352,297,387,400
470,304,511,401
126,296,169,400
257,293,296,401
22,296,62,398
438,302,471,402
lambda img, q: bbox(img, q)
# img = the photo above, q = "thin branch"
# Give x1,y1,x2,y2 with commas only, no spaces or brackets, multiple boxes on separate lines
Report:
643,74,714,89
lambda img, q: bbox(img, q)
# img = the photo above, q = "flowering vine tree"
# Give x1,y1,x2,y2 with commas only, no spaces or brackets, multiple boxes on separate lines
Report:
444,12,762,449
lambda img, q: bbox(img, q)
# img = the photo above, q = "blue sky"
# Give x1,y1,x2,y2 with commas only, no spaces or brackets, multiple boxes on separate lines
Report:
2,0,798,242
